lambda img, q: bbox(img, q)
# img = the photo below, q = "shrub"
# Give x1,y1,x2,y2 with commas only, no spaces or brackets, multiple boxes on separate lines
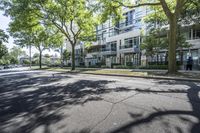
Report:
101,65,109,68
126,62,133,66
111,63,121,68
139,65,168,69
113,65,137,69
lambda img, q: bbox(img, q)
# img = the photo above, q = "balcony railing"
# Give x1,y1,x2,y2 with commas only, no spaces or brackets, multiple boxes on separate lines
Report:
101,47,117,52
120,44,133,49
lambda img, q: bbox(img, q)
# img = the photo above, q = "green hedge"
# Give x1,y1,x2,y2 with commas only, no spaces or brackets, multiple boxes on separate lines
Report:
139,65,168,69
113,65,137,69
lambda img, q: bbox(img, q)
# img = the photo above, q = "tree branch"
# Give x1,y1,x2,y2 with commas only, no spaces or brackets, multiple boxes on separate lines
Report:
159,0,172,18
113,0,161,8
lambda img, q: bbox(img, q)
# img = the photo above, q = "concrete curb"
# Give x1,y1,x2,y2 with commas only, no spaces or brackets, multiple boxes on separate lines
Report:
78,72,200,83
31,69,200,83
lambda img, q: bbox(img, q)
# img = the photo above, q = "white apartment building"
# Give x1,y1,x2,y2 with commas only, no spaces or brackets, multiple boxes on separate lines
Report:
84,7,148,67
73,6,200,69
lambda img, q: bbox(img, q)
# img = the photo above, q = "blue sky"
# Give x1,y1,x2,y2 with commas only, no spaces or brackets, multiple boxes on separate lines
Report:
0,11,60,57
0,11,14,50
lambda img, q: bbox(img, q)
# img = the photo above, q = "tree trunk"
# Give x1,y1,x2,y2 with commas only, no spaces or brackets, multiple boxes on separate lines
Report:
168,15,177,74
71,44,75,70
39,50,42,69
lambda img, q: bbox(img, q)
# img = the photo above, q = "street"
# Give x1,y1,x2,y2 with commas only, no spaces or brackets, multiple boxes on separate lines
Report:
0,68,200,133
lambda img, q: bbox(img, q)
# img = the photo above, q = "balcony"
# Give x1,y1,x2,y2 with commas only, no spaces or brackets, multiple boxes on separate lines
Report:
119,45,140,53
120,44,133,49
87,45,101,55
186,39,200,49
101,47,117,55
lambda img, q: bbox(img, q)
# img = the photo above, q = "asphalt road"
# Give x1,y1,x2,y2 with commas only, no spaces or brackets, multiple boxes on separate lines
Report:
0,68,200,133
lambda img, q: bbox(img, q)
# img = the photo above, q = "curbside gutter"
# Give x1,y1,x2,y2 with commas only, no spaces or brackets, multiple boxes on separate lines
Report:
79,72,200,83
31,68,200,83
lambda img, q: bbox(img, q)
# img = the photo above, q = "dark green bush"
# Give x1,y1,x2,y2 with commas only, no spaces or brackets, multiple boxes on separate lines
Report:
126,62,133,66
113,65,137,69
139,65,168,69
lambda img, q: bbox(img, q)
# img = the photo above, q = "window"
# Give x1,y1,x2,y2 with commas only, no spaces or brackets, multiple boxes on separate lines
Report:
136,19,141,23
192,29,200,39
124,38,134,48
110,41,117,51
134,37,139,47
196,30,200,39
124,12,128,26
124,10,133,26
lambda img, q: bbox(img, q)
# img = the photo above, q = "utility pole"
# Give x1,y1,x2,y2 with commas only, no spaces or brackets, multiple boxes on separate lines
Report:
29,45,32,68
60,45,63,68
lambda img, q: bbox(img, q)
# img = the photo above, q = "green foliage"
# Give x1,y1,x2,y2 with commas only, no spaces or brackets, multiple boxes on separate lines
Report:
141,28,168,57
5,0,98,70
44,57,50,65
23,59,30,65
141,27,190,60
63,49,70,61
10,46,26,58
0,45,25,64
9,56,19,64
0,29,9,45
44,54,51,58
33,53,39,59
0,43,8,59
113,65,137,69
139,65,168,70
0,54,10,65
0,29,9,59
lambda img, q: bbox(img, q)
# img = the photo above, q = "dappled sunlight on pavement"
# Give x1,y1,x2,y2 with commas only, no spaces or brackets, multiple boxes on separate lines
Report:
0,70,200,133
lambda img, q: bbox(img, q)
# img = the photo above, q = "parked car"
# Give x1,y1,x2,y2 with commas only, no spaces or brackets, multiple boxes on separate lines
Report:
3,65,9,69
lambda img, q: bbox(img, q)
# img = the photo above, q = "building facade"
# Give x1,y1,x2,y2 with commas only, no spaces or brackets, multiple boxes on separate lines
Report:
72,6,200,69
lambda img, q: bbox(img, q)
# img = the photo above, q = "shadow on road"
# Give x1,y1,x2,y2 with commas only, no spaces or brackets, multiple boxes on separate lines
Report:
110,80,200,133
0,72,131,133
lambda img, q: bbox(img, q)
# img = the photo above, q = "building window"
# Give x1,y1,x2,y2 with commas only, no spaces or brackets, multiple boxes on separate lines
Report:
134,37,140,48
123,10,133,26
192,29,200,39
123,37,140,49
124,38,134,48
102,41,117,51
195,30,200,39
110,41,117,51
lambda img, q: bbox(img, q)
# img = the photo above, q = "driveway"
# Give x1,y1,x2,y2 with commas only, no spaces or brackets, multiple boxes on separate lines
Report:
0,69,200,133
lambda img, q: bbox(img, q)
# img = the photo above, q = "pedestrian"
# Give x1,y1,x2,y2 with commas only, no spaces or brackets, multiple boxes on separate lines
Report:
186,56,193,70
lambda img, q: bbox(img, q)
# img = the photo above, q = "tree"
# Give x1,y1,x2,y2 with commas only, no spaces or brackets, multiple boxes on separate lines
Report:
0,29,8,45
10,24,64,69
98,0,199,74
10,46,26,58
32,53,39,65
143,7,191,65
9,56,19,64
0,29,9,59
63,49,71,63
23,59,30,65
44,54,51,58
0,43,8,59
141,29,166,64
4,0,97,70
141,27,190,65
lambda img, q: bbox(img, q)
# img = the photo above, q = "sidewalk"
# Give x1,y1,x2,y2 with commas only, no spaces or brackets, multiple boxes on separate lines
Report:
131,69,200,73
81,70,200,82
34,67,200,82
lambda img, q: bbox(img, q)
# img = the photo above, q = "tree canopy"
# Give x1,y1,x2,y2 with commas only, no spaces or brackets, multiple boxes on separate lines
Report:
3,0,98,70
0,29,9,59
